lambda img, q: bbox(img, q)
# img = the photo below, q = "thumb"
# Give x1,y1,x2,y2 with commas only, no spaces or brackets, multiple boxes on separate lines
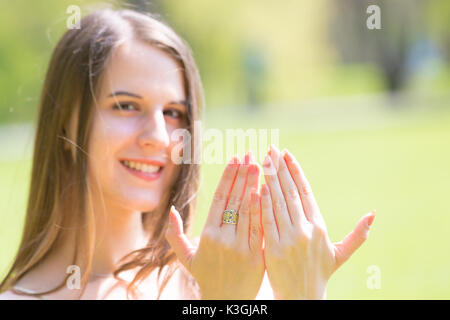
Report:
165,205,196,270
334,210,376,269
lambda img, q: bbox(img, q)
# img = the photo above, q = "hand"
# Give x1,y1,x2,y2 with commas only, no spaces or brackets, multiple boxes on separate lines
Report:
260,145,376,299
165,152,265,299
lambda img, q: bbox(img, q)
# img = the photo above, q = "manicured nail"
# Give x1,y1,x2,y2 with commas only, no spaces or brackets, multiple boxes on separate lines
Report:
244,152,251,165
169,206,176,224
248,150,254,163
262,155,271,168
367,210,376,227
270,144,280,155
228,155,239,165
283,150,293,163
281,148,287,160
248,163,258,175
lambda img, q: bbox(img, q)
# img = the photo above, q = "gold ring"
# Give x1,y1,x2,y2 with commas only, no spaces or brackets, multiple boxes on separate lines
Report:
222,209,239,225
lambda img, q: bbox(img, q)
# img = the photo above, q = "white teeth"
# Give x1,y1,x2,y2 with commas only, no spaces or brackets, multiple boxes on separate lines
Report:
145,165,160,173
123,161,160,173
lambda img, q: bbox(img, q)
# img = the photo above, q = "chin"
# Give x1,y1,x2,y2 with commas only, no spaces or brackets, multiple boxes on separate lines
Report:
119,193,163,213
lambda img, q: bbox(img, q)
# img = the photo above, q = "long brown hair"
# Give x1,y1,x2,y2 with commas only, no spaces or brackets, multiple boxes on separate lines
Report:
0,8,203,299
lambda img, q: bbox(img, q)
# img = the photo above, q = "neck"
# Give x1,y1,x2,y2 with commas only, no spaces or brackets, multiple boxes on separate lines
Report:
88,195,149,276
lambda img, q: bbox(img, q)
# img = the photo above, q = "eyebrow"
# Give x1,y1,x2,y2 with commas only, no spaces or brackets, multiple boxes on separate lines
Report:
108,91,143,99
107,90,189,107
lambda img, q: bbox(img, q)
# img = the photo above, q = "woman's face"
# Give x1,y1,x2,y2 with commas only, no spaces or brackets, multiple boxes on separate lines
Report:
87,39,188,213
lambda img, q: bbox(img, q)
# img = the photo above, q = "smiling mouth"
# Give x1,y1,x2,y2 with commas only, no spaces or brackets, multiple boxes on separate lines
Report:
120,160,163,174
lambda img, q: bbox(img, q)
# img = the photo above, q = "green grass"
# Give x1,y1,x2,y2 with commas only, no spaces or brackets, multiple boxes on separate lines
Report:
1,94,450,298
0,159,31,277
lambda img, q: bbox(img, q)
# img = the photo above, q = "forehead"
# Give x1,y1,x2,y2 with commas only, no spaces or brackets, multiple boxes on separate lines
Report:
99,39,185,99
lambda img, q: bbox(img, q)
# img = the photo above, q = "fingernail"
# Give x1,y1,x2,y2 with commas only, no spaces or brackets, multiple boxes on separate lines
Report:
244,152,250,165
169,206,176,224
262,155,271,168
367,211,376,227
248,163,258,175
228,155,239,165
284,150,293,163
271,144,280,154
248,150,254,163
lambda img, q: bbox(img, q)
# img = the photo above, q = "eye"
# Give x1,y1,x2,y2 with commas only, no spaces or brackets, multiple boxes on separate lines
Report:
163,108,185,119
112,103,139,112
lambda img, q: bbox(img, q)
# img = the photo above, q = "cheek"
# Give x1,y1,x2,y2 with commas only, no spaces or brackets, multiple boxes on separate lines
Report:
89,114,136,156
159,135,183,189
87,114,137,183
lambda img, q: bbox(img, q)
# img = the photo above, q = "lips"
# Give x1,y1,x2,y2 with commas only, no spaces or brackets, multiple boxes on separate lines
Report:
119,158,165,182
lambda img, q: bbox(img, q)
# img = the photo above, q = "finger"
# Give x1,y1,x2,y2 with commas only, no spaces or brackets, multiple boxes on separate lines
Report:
262,155,292,236
270,145,307,229
334,210,376,269
236,163,260,245
248,149,255,163
205,155,240,228
165,205,197,270
267,144,280,176
260,183,279,246
221,153,250,235
249,189,263,253
283,150,325,228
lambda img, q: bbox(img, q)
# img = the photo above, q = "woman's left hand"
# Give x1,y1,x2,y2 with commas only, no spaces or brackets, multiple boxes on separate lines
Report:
260,145,376,300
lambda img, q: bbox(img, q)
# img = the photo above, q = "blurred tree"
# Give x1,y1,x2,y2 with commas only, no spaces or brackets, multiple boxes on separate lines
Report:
241,42,267,111
329,0,426,93
155,0,334,108
426,0,450,62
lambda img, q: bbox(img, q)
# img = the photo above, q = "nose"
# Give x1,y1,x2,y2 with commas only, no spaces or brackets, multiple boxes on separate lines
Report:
137,109,170,152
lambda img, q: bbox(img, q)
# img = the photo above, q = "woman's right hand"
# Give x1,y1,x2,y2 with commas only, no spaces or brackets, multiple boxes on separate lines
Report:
165,152,265,299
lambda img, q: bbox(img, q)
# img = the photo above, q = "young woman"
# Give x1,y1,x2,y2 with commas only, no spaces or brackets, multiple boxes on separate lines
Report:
0,8,375,300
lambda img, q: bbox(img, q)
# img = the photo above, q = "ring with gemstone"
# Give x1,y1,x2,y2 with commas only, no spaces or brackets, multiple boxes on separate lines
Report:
222,209,239,225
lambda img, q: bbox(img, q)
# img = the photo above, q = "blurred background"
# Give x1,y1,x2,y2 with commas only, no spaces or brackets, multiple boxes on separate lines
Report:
1,0,449,299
